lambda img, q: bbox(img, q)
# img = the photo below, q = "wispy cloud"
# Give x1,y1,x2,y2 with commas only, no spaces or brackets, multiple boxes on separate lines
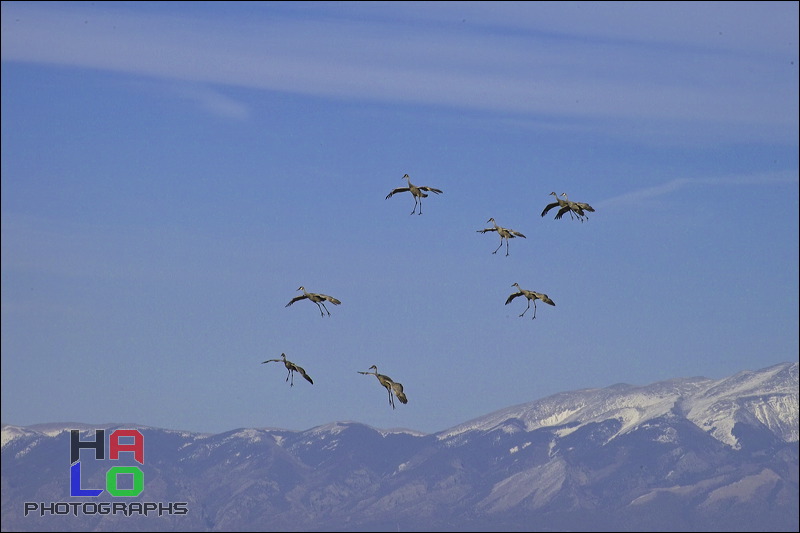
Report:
596,170,799,209
169,85,250,120
2,2,797,143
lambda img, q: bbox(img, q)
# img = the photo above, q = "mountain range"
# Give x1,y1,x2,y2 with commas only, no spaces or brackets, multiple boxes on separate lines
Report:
2,361,797,532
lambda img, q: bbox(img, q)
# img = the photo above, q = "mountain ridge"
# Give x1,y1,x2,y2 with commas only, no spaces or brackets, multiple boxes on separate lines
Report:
5,362,796,447
2,361,797,532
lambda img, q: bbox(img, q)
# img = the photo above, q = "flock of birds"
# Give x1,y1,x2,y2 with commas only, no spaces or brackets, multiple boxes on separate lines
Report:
263,173,595,409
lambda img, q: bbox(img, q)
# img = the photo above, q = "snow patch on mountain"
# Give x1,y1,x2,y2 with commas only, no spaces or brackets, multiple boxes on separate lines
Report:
437,363,798,450
682,362,799,448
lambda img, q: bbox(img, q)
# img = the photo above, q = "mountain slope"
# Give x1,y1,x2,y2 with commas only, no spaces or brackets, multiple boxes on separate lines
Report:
2,362,797,532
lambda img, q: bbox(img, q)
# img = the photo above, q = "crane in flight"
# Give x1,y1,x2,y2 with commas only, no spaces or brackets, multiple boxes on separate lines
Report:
358,365,408,409
476,218,526,256
559,192,595,222
541,191,573,220
262,353,314,386
286,286,341,317
505,283,555,319
385,174,443,215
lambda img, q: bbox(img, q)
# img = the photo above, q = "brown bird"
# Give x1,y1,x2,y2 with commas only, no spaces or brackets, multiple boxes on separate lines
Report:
385,174,443,215
477,218,526,256
286,286,341,317
540,191,573,219
262,353,314,386
505,283,555,319
358,365,408,409
559,192,595,222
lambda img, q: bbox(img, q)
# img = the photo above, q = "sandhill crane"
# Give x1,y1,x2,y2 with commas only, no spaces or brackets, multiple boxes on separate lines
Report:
560,192,595,222
358,365,408,409
540,191,573,220
476,218,526,256
505,283,555,319
262,353,314,386
285,286,341,317
385,174,443,215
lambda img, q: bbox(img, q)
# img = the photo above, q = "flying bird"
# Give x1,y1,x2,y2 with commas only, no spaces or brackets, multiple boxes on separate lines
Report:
262,353,314,386
358,365,408,409
505,283,555,319
540,191,573,219
286,286,341,317
476,218,526,256
385,174,443,215
560,192,595,222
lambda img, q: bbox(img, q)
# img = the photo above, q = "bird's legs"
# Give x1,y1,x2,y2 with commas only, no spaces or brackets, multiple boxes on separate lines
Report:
519,300,530,318
315,302,331,317
531,301,538,319
286,371,295,387
411,197,421,215
505,240,510,257
493,240,503,255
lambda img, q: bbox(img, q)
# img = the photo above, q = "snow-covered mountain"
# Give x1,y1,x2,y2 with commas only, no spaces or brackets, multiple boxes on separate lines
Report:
2,362,797,532
438,361,798,448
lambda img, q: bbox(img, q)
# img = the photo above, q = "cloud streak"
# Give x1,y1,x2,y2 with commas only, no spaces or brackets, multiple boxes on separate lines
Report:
2,2,797,143
596,170,799,209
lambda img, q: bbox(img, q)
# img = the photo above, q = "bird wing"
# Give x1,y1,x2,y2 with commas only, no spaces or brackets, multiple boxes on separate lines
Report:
540,202,559,217
578,202,595,212
537,294,556,306
419,186,443,194
554,206,572,220
385,187,410,199
477,228,497,233
261,359,281,364
322,295,342,305
285,295,306,307
292,364,314,384
510,230,526,238
505,292,523,305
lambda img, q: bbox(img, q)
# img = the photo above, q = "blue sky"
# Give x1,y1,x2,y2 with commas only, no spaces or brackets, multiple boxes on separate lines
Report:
2,1,798,436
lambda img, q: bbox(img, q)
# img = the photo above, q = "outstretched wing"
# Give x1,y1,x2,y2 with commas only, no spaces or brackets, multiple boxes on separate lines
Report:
385,187,410,199
541,201,559,217
505,292,523,305
261,359,281,364
322,294,341,305
285,295,306,307
477,228,497,234
509,230,526,238
292,364,313,384
419,186,443,195
554,206,572,220
578,202,595,212
537,294,556,306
